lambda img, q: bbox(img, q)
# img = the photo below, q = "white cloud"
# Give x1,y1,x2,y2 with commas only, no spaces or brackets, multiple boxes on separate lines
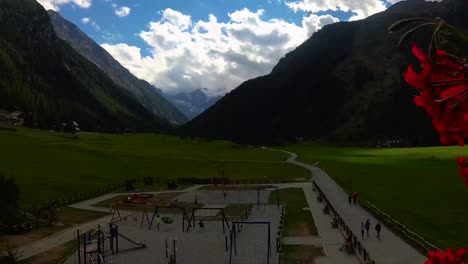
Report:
36,0,92,11
285,0,387,21
285,0,445,21
102,8,338,95
101,44,154,78
81,17,90,24
114,6,131,17
386,0,443,3
302,13,339,37
80,17,100,31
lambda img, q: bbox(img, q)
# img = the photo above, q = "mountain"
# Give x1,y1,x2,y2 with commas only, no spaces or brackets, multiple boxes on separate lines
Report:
47,10,188,125
166,89,222,120
182,0,468,145
0,0,169,132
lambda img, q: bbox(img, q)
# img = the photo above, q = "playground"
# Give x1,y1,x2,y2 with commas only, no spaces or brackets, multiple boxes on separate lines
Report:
63,187,285,264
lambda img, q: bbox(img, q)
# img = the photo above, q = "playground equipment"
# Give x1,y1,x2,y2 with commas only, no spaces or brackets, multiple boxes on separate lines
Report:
187,207,230,233
111,203,151,229
229,221,272,264
124,194,152,204
76,224,145,264
148,206,191,232
162,217,173,224
164,239,178,264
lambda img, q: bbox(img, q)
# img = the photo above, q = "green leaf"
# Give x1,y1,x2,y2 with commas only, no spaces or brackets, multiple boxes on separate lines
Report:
388,18,436,33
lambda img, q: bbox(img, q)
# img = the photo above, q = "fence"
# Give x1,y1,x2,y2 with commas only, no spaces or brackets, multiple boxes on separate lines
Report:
312,181,376,264
362,201,440,254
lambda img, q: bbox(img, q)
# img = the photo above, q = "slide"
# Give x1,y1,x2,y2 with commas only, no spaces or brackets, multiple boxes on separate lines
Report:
118,233,147,249
132,194,149,204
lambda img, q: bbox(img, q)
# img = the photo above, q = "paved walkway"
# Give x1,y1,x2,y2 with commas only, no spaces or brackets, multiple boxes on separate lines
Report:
269,148,427,264
280,183,360,264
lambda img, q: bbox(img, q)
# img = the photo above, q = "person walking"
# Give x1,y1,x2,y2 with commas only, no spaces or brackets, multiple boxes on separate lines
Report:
360,222,365,239
156,214,161,230
375,222,382,239
365,219,371,237
348,194,352,205
352,192,358,205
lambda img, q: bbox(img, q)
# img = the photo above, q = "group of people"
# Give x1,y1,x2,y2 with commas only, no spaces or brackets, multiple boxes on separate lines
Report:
338,191,383,254
360,219,382,240
340,220,382,252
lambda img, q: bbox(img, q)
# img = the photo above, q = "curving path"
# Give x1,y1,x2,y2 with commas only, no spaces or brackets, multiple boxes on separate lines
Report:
267,148,427,264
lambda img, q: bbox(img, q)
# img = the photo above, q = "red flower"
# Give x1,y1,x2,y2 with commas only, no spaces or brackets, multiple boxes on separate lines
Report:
406,43,468,146
456,156,468,187
425,248,468,264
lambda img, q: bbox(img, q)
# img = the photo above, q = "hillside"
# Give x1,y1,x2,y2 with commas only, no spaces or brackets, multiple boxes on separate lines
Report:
0,0,169,132
47,11,188,125
182,0,468,144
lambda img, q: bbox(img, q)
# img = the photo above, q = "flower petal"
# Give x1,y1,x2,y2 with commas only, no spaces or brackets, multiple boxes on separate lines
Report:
412,43,431,64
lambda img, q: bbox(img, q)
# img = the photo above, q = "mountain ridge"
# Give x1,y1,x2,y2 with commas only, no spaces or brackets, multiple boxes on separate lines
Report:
47,10,188,125
182,0,468,144
0,0,169,132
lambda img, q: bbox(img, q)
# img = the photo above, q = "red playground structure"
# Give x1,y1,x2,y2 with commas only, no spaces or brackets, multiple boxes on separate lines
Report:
124,194,151,204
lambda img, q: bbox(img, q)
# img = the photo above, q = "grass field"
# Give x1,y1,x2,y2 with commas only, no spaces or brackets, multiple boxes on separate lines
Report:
269,188,318,236
219,204,249,217
0,128,308,207
279,245,324,264
283,143,468,249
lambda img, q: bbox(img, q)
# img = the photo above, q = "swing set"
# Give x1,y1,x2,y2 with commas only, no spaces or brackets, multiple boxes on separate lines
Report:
187,207,230,233
111,202,151,229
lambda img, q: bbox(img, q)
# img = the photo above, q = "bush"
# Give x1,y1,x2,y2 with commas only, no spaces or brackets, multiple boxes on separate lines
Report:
178,178,211,185
143,176,153,186
0,202,21,226
124,179,136,191
167,179,177,189
0,173,19,208
0,174,20,226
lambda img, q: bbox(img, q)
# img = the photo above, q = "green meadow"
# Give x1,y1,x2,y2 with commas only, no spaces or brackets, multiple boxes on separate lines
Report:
3,127,467,249
283,144,468,249
0,128,308,207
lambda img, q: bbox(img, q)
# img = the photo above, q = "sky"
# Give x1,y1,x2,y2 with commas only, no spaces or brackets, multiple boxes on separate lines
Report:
36,0,440,96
